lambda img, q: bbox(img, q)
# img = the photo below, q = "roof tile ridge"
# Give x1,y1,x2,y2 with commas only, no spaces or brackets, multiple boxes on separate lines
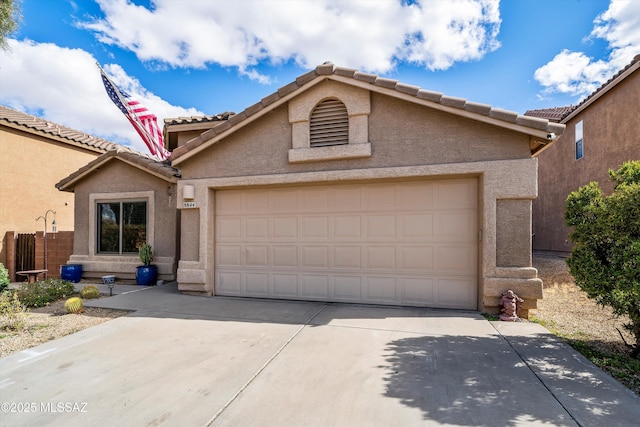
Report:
171,61,567,163
323,63,560,132
1,105,118,150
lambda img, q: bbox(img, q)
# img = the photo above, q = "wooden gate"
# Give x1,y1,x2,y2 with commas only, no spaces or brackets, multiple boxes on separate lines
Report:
15,233,36,273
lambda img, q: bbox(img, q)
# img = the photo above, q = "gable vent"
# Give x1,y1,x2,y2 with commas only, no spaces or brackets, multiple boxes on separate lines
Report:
309,99,349,147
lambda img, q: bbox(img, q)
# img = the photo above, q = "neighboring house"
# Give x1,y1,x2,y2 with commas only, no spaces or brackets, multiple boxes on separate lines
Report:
0,105,116,274
59,63,565,317
529,54,640,255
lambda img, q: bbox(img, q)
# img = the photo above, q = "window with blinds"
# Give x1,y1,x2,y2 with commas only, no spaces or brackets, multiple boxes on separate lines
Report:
309,99,349,147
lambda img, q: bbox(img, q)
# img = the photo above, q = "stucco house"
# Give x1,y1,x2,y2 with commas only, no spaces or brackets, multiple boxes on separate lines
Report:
58,63,565,317
528,54,640,254
56,148,181,281
0,105,116,278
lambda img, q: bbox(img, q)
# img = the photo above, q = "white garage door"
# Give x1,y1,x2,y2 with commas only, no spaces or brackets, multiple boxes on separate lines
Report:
215,178,477,309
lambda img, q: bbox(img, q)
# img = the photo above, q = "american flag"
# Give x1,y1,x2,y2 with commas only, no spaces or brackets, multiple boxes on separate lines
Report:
99,66,170,160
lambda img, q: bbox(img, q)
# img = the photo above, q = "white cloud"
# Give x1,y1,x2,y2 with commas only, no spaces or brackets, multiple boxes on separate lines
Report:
80,0,501,79
0,39,202,155
534,0,640,100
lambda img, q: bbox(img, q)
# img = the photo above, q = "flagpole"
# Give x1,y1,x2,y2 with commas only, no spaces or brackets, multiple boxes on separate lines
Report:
97,62,168,160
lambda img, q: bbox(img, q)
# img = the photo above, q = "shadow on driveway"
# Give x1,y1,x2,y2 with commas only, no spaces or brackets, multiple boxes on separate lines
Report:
1,281,637,426
382,332,638,426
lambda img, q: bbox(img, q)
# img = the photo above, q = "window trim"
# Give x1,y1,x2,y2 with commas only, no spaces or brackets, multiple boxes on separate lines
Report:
89,191,155,257
575,120,584,160
97,200,148,254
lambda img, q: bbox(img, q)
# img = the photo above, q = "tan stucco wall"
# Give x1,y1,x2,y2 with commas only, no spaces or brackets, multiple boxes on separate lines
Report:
67,160,178,280
496,199,532,267
180,208,199,262
0,126,101,267
533,70,640,253
183,91,531,179
175,130,204,148
174,85,542,315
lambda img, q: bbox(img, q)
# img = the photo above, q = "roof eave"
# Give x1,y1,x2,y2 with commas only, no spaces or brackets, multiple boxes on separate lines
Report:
1,120,109,155
562,58,639,123
170,64,566,164
56,151,179,192
171,75,329,166
330,74,566,145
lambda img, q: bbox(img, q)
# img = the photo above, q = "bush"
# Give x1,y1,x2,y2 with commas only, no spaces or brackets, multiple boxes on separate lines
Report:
0,263,9,293
0,291,28,330
80,285,101,299
17,278,76,308
565,161,640,358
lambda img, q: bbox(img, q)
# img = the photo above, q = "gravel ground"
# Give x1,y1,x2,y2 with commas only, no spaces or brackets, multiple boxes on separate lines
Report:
531,254,639,395
0,291,130,358
532,254,634,353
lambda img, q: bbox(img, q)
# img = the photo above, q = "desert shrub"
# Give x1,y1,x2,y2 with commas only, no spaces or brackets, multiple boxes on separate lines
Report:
565,161,640,358
80,285,101,299
17,278,75,308
0,291,28,330
64,297,84,314
0,263,9,293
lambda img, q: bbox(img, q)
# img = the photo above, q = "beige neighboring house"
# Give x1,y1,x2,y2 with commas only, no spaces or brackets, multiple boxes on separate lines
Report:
0,105,116,269
529,54,640,254
59,63,565,317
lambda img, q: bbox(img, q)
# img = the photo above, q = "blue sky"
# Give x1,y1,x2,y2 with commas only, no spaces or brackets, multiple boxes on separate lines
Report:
1,0,638,155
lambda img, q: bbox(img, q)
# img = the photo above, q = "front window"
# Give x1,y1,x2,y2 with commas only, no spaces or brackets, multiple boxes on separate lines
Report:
575,120,584,160
97,201,147,253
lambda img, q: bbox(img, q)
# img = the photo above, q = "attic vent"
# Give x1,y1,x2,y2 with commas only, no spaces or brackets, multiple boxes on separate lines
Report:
309,99,349,147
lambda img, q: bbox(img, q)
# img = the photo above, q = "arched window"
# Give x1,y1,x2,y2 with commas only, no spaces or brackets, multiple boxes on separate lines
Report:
309,99,348,147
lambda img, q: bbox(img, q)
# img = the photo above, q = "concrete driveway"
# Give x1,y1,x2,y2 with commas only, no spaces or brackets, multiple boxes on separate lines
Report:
1,283,639,426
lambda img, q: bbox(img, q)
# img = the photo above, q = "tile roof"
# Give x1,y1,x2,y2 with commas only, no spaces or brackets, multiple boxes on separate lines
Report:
0,105,118,153
1,104,180,191
56,146,181,191
524,106,574,122
169,62,565,164
164,112,235,126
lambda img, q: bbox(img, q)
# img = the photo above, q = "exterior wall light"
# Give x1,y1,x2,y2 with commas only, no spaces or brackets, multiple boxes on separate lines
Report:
183,185,195,200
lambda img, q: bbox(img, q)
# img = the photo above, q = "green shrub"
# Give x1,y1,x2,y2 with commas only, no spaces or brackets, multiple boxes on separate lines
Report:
138,242,154,266
565,161,640,358
17,278,75,308
80,285,101,299
0,291,28,330
0,263,9,293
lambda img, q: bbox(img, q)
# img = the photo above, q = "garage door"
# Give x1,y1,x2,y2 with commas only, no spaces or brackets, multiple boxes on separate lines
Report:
215,178,477,309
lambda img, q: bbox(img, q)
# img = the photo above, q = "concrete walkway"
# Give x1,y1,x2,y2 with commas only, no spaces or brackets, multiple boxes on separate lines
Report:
1,282,639,426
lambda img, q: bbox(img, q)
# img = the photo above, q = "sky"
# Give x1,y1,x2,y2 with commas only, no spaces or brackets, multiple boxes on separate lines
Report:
1,0,638,156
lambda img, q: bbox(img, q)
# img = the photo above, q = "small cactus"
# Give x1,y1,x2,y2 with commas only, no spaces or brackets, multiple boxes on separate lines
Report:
80,285,101,299
64,297,84,314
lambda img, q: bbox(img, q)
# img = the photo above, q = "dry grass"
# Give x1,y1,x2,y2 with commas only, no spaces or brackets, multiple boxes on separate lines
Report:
532,254,639,395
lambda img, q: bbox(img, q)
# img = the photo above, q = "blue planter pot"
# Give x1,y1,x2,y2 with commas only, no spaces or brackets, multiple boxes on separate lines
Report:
136,265,158,286
60,264,82,283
